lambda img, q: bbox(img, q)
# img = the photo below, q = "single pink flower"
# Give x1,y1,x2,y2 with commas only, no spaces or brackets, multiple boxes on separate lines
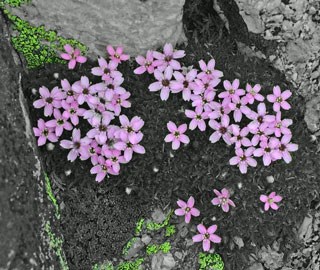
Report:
267,86,292,112
61,101,86,126
209,115,232,145
164,122,190,150
218,79,245,103
91,57,121,81
185,106,208,131
211,188,236,212
33,86,65,117
197,59,223,82
192,224,221,252
99,76,125,101
90,156,113,182
80,140,101,165
105,89,131,116
270,112,293,137
260,192,282,211
45,109,73,137
243,83,264,104
174,196,200,223
230,125,252,148
116,115,144,142
228,98,251,122
60,79,77,104
72,76,98,105
153,43,185,71
148,67,173,101
249,122,274,146
106,45,130,63
60,44,87,69
253,140,277,166
208,101,232,120
60,128,91,161
33,119,58,146
171,69,198,101
269,135,298,163
134,50,161,74
193,76,220,95
114,132,145,162
191,89,216,111
247,103,275,131
102,148,126,174
229,147,257,174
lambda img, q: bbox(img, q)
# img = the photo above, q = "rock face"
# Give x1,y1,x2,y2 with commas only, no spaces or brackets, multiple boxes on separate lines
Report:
10,0,186,56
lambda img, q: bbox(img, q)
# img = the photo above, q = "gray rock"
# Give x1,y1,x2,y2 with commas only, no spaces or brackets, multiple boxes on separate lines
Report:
248,263,264,270
174,251,183,260
141,234,151,245
151,253,176,270
233,236,244,249
305,95,320,133
124,238,145,259
151,208,166,223
9,0,186,57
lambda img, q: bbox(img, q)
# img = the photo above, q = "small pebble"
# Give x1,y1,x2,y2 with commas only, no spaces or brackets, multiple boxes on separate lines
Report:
125,187,132,195
174,251,183,260
237,182,243,189
169,151,174,158
53,73,59,79
31,88,37,95
46,143,55,151
153,166,159,173
266,176,275,183
65,169,72,176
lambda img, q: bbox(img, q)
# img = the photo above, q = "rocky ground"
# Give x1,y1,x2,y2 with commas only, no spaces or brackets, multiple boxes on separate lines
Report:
1,0,320,270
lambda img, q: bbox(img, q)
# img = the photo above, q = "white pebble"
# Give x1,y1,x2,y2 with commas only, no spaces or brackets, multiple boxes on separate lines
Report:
266,176,274,183
153,166,159,173
31,88,37,95
125,187,132,195
169,151,174,158
237,182,243,189
53,73,59,79
46,143,55,151
64,169,72,176
211,216,216,221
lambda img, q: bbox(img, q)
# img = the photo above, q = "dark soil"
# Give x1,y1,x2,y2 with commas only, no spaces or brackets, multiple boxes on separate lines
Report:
21,0,320,269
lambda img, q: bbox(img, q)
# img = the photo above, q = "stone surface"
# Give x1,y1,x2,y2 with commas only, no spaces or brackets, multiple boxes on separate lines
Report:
124,238,145,259
10,0,186,57
151,253,176,270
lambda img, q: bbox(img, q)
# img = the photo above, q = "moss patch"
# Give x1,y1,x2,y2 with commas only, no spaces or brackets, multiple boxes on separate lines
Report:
198,253,224,270
44,172,60,219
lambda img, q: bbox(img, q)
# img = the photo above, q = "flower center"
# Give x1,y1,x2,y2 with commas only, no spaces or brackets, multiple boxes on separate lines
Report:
67,90,74,96
46,97,53,103
116,98,122,104
145,61,152,67
219,127,227,134
257,116,263,123
185,207,191,213
174,131,180,138
237,135,242,141
107,84,114,90
196,115,202,120
102,165,108,171
229,89,235,95
204,83,209,89
183,81,189,88
74,141,81,149
70,108,76,114
99,125,107,132
265,147,271,153
127,126,133,133
42,129,49,136
236,103,241,109
126,142,133,148
257,130,264,136
164,55,172,62
162,79,170,87
276,122,282,128
204,233,210,239
206,70,211,75
279,144,286,151
111,157,118,162
267,198,274,204
276,97,283,103
57,119,64,125
83,88,89,95
104,68,110,74
240,155,246,161
115,53,120,59
250,90,256,95
89,147,96,154
221,197,228,204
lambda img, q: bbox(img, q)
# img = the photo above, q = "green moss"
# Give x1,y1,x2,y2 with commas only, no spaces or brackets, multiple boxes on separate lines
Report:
117,258,144,270
159,242,171,253
146,242,171,255
146,210,173,231
45,221,69,270
3,0,30,7
44,172,60,219
198,253,224,270
92,262,114,270
0,4,87,68
122,237,136,256
165,225,176,237
135,218,145,235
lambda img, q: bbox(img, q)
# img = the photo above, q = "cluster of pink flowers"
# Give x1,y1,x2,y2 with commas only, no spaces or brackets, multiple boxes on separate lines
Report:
135,43,298,173
33,45,145,182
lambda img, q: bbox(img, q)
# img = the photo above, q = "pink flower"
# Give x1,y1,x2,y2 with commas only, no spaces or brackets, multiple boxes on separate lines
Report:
80,140,101,165
229,147,257,174
153,43,185,71
164,122,190,150
90,156,113,182
197,59,223,81
33,86,65,117
102,148,126,174
208,101,232,120
171,69,198,101
243,83,264,104
192,224,221,252
114,132,145,162
134,50,161,74
45,109,73,137
60,44,87,69
228,98,251,122
33,119,58,146
191,89,216,111
249,122,274,146
230,125,252,148
61,101,86,126
270,112,292,137
211,188,236,212
174,196,200,223
106,45,130,63
209,115,232,145
253,140,277,166
185,106,208,131
269,135,298,163
106,89,131,116
116,115,144,142
72,76,98,105
87,111,115,144
193,76,219,95
247,103,275,131
60,79,77,104
218,79,245,103
100,76,125,101
91,57,121,81
260,192,282,211
148,67,173,101
60,129,91,162
267,86,292,112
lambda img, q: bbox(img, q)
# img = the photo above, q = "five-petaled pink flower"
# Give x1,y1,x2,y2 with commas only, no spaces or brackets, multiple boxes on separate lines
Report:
192,224,221,252
33,119,58,146
164,121,190,150
149,67,174,101
174,196,200,223
134,50,161,74
229,147,257,174
211,188,236,212
197,59,223,81
106,45,130,63
218,79,245,103
269,135,298,163
260,192,282,211
243,83,264,104
171,69,198,101
209,115,232,145
45,109,73,137
185,106,208,131
60,44,87,69
153,43,185,71
267,86,292,112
